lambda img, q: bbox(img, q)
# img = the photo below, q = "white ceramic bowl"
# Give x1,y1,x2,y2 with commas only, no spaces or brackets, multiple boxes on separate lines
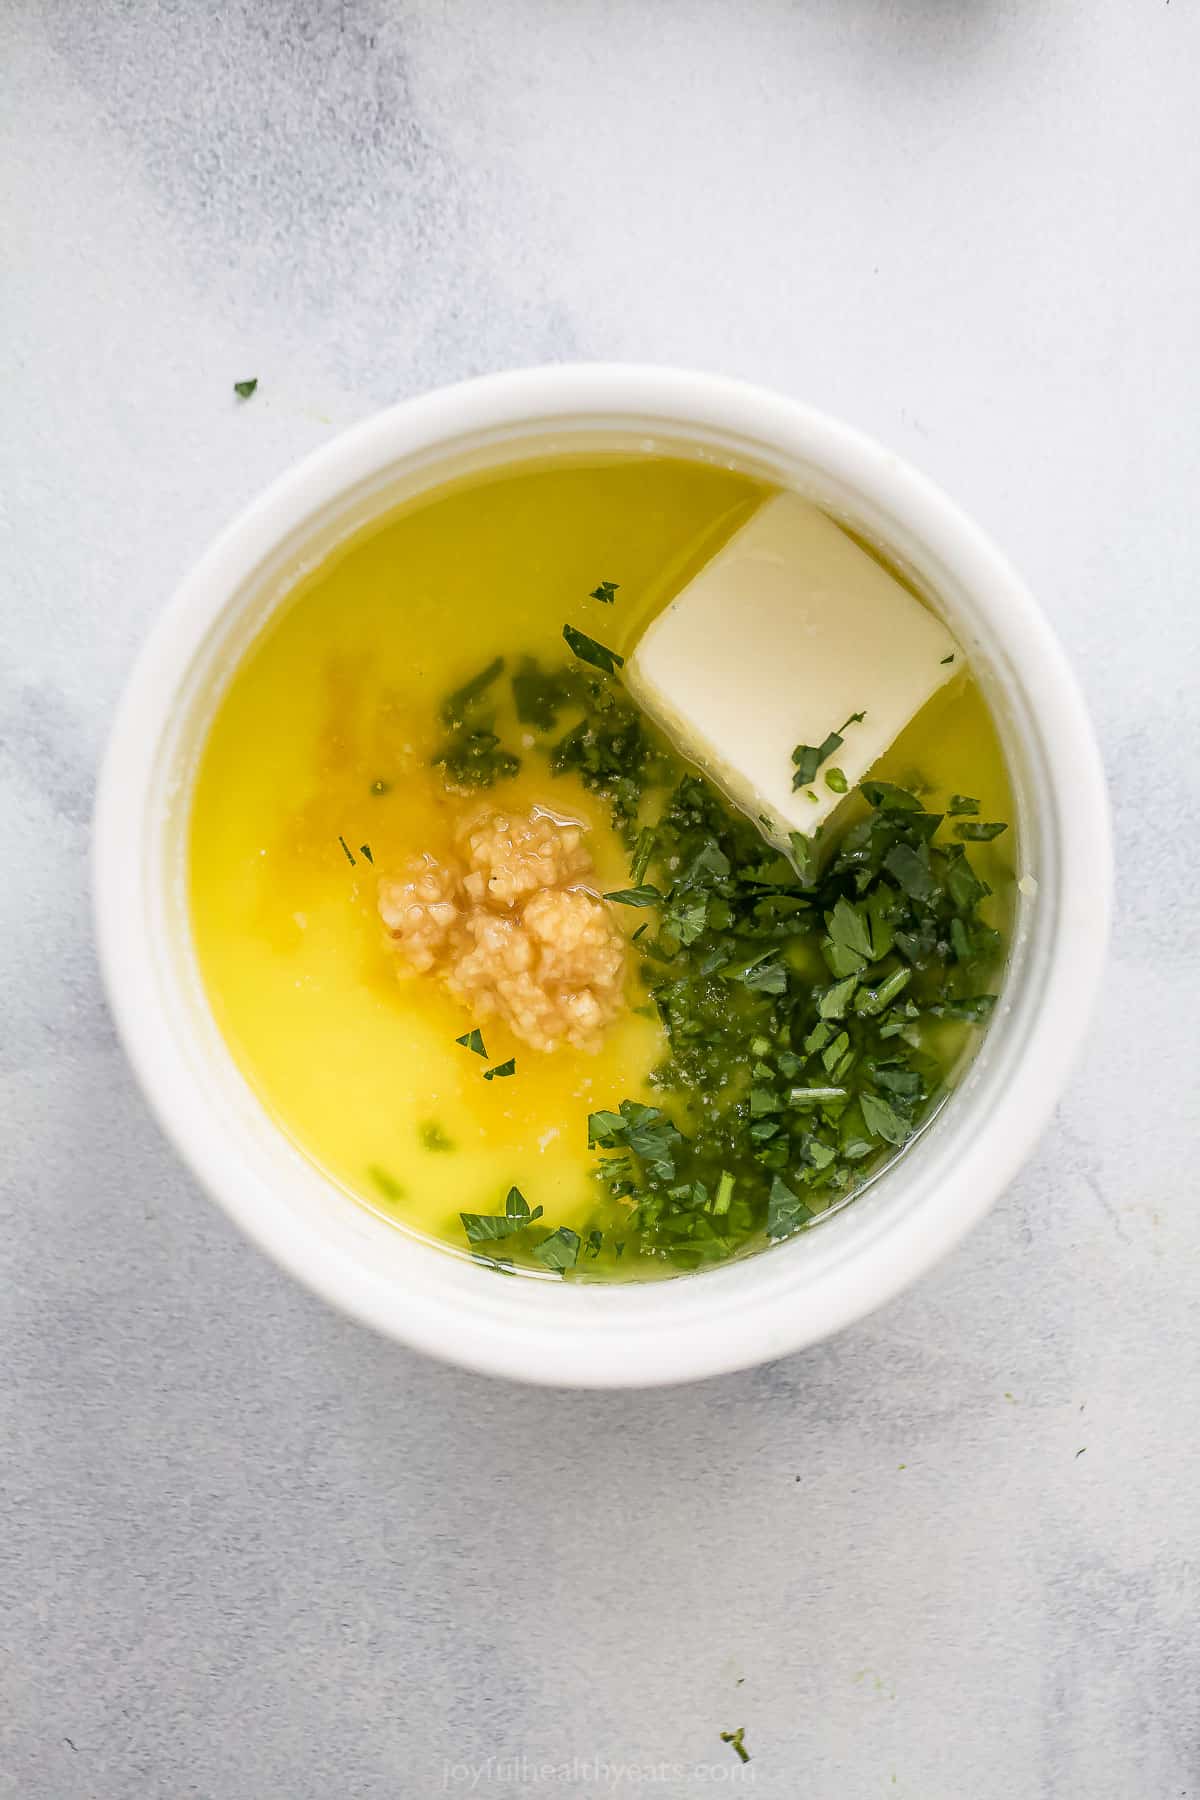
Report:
94,365,1110,1387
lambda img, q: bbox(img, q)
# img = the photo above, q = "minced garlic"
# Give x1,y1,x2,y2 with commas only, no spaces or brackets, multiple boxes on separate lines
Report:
378,809,626,1053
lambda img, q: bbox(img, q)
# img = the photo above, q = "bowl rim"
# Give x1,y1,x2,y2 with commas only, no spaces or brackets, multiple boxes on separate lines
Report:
93,363,1111,1386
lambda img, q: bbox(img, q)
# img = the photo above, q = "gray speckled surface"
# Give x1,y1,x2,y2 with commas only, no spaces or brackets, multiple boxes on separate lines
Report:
2,2,1198,1795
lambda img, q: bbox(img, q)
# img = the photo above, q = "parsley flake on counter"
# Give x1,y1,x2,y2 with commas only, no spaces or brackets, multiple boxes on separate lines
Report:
720,1728,751,1765
233,378,258,399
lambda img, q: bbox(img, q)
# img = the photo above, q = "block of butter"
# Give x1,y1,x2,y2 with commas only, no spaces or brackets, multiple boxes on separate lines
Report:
625,492,960,853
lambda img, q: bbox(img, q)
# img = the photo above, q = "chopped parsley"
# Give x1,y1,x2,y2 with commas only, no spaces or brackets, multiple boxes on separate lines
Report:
441,656,506,728
532,1227,581,1270
432,729,519,791
589,580,619,604
458,1188,587,1273
433,658,521,790
511,657,583,729
367,1165,405,1201
791,712,865,790
359,843,374,864
589,1098,683,1180
604,884,664,908
562,623,624,675
338,835,356,865
720,1728,751,1765
233,378,258,399
461,1186,543,1242
955,819,1008,841
548,676,661,846
572,766,1005,1270
630,827,656,886
428,650,1008,1279
940,652,956,665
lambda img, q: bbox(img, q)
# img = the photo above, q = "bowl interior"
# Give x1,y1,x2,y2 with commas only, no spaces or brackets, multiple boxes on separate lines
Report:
99,380,1096,1385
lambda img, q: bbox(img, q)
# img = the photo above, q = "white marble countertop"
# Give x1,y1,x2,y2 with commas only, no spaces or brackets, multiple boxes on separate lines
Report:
3,3,1197,1795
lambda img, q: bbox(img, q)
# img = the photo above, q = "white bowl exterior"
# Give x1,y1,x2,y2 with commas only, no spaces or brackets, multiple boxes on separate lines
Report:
93,366,1111,1387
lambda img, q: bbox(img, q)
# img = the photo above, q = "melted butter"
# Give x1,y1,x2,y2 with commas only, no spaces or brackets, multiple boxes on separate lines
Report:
189,456,767,1249
189,454,1014,1261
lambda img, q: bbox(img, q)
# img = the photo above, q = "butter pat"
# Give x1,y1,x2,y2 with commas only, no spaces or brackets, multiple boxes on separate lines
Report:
626,493,960,851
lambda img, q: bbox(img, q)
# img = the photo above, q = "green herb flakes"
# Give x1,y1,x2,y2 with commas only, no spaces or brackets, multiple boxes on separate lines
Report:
589,580,619,604
589,1099,682,1181
720,1728,751,1765
860,1091,910,1145
455,1028,488,1058
511,657,580,730
630,827,656,886
233,378,258,399
441,655,506,729
461,1187,545,1242
483,1058,517,1082
562,623,625,675
433,658,521,789
532,1226,581,1270
883,842,936,902
427,640,1007,1275
433,728,520,790
367,1165,405,1201
791,712,865,789
604,884,664,908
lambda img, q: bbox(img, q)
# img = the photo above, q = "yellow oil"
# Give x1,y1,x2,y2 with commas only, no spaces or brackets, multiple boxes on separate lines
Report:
188,456,1013,1262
